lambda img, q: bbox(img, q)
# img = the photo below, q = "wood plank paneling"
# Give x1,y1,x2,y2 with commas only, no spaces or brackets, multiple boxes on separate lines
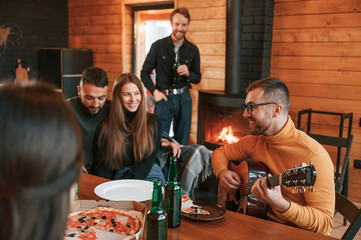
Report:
68,5,122,17
290,96,361,117
271,69,361,86
274,13,361,29
274,0,361,16
272,56,361,71
69,35,122,44
178,0,225,7
69,16,122,25
188,6,226,20
288,82,361,101
69,0,121,7
273,28,361,43
272,0,361,203
187,31,226,43
69,25,122,35
272,43,361,57
189,19,226,31
200,55,226,67
68,0,123,86
75,44,123,53
198,43,226,56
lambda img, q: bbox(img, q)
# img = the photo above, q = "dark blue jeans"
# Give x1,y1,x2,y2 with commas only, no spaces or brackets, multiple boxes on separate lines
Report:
154,91,192,145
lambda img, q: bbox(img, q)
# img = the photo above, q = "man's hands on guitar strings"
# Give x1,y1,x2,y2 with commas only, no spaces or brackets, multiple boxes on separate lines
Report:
218,169,242,194
251,174,291,213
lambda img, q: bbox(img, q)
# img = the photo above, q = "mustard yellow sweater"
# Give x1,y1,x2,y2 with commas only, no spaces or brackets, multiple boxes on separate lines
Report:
211,117,334,235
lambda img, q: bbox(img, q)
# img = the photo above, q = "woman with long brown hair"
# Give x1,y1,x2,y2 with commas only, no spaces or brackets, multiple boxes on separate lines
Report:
93,73,165,184
0,82,82,240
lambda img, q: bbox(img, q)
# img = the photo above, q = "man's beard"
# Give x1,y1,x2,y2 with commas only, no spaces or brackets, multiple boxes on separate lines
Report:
173,30,185,40
249,120,271,135
88,107,100,114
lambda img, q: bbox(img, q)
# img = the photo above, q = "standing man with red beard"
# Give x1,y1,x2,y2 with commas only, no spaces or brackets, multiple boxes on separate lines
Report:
141,7,201,146
212,78,335,236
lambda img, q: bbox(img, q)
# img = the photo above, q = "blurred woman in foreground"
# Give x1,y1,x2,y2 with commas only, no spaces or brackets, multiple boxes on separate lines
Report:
0,82,82,240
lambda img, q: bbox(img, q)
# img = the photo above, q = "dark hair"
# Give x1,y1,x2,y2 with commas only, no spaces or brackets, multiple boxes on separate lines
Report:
0,82,82,240
98,73,155,169
246,77,290,113
80,66,108,87
170,7,191,22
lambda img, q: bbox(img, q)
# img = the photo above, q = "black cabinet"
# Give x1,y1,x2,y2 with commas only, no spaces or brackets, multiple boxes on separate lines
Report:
38,48,93,99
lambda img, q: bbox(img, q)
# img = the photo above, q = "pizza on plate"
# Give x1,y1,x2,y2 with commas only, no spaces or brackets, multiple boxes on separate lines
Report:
65,206,140,240
181,195,210,215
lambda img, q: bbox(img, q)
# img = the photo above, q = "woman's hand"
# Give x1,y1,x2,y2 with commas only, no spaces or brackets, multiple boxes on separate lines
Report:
161,138,183,158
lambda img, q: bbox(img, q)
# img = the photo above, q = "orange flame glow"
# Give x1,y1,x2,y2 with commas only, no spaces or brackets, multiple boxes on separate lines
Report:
218,126,239,144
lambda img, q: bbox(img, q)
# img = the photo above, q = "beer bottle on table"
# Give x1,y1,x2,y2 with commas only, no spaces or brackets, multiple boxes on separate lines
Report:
173,51,180,82
164,156,182,228
146,180,168,240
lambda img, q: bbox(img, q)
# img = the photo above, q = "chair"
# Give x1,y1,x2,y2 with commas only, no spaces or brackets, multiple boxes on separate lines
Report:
335,192,361,239
297,109,354,225
297,109,353,197
306,133,353,195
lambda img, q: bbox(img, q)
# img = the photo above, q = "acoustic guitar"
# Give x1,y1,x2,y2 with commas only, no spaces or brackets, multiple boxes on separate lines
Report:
223,161,317,219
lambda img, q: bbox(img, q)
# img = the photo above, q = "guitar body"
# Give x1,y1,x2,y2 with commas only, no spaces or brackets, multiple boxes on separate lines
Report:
226,161,269,219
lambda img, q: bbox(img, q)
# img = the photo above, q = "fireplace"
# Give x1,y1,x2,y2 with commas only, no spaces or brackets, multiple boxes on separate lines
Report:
197,0,274,149
197,90,250,150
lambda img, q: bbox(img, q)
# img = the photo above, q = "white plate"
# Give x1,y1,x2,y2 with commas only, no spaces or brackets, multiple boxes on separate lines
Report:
94,179,154,202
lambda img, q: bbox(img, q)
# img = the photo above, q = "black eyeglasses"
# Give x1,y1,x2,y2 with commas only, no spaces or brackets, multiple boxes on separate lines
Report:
242,102,277,114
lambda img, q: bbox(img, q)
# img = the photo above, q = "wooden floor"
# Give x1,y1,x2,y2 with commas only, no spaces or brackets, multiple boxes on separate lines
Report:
330,212,361,239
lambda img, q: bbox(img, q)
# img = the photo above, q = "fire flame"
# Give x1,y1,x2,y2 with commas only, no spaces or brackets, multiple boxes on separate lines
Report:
218,126,239,144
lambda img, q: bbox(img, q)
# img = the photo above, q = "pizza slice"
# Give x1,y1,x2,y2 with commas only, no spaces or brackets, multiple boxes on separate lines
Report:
181,195,210,215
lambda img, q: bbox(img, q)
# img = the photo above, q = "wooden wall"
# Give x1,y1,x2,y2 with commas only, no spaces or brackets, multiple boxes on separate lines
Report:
271,0,361,203
68,0,124,94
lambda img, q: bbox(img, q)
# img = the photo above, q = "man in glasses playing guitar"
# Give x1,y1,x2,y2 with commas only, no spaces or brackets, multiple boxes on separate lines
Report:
212,78,335,236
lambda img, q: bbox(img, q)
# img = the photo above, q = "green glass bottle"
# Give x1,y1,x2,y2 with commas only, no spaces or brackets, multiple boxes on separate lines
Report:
164,156,182,228
146,180,168,240
173,51,180,82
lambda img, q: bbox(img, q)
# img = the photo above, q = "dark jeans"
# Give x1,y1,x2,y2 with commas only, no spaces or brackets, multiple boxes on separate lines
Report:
154,91,192,145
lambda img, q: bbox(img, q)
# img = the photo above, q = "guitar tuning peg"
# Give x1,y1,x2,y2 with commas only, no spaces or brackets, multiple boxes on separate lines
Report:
294,164,297,168
299,186,305,193
292,187,298,193
309,161,313,166
300,162,306,167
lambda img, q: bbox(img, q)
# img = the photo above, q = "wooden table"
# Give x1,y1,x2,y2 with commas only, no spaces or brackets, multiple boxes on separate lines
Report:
78,173,339,240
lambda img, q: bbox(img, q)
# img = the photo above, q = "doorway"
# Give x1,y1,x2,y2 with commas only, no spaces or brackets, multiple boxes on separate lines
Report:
133,8,173,77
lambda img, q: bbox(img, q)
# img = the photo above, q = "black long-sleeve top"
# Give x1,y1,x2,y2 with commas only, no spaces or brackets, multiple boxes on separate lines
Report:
141,35,201,94
93,110,162,180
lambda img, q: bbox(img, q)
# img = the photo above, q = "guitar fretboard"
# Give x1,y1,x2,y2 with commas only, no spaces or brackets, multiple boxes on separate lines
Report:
239,174,283,197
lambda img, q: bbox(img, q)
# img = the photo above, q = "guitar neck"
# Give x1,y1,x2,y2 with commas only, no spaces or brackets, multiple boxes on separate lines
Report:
239,174,282,197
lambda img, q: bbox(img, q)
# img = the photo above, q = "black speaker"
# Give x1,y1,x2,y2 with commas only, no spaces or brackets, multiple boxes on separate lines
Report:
38,48,93,99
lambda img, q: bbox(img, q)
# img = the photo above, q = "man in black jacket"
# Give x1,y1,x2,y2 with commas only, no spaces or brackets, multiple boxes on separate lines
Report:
141,7,201,145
